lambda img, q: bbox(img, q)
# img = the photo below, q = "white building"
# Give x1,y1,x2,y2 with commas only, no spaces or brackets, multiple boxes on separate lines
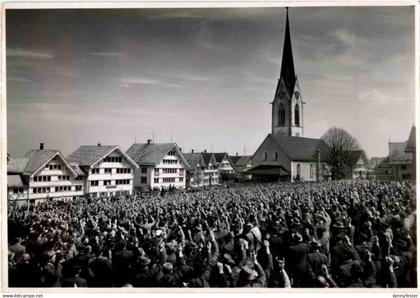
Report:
67,144,138,197
213,153,236,176
201,152,220,185
7,143,85,204
127,140,189,190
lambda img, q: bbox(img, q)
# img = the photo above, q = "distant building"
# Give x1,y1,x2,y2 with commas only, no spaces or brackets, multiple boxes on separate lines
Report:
344,150,369,179
213,153,236,178
67,144,138,197
231,154,253,180
374,127,416,182
367,157,385,179
405,126,416,181
127,140,189,190
183,151,208,187
7,143,85,203
201,152,220,185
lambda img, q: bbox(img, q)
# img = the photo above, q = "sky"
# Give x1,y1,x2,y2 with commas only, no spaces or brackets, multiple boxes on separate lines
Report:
6,6,415,158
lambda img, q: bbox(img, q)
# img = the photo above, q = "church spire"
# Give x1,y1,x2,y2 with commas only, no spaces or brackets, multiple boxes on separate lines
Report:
280,7,296,98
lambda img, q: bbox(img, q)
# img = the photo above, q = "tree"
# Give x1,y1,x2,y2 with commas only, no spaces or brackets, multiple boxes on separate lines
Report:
320,127,360,180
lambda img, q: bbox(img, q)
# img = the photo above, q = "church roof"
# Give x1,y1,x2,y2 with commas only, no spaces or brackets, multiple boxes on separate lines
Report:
279,8,296,98
269,134,325,161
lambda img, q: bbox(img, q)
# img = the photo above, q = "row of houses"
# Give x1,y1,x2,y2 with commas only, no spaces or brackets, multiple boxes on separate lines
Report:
7,141,251,203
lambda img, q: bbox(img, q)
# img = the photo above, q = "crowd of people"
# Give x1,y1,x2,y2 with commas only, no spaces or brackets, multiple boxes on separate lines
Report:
8,180,416,288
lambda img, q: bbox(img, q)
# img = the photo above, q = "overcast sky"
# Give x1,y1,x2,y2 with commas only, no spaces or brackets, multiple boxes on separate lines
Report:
6,6,415,158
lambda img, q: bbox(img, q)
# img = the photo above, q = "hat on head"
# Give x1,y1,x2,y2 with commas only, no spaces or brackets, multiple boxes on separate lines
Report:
138,255,151,266
309,239,322,249
292,232,303,243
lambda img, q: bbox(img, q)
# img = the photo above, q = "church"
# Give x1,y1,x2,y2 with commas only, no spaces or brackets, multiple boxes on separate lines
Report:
247,9,328,182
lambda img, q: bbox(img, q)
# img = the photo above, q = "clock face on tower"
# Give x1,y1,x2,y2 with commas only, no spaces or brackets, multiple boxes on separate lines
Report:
294,91,300,99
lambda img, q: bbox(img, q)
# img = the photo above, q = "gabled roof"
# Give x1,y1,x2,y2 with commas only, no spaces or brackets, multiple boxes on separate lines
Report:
389,141,411,163
23,149,58,175
7,157,29,174
127,142,188,167
230,156,241,164
346,150,368,166
68,145,138,168
201,153,215,166
269,134,325,161
236,155,253,166
182,153,205,171
22,149,77,177
405,126,416,153
8,175,27,188
368,157,385,169
213,153,228,163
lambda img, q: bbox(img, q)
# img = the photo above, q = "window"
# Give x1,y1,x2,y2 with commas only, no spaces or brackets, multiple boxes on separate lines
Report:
104,168,112,174
179,177,184,182
179,169,184,175
154,168,160,175
141,177,147,184
141,167,147,174
294,104,300,126
91,168,100,174
154,178,160,184
296,163,301,177
278,104,285,126
76,186,83,191
163,177,176,183
168,150,175,156
273,152,278,161
310,164,315,179
263,152,268,161
163,159,177,164
163,168,177,174
90,180,99,186
104,180,112,186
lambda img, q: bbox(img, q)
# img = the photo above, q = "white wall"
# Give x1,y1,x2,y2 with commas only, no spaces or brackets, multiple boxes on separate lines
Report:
149,150,186,189
85,150,135,196
28,155,84,200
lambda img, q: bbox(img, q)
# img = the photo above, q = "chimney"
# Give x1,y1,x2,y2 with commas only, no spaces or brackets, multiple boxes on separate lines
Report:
97,143,101,147
192,149,194,153
40,143,44,150
147,139,152,145
204,149,207,153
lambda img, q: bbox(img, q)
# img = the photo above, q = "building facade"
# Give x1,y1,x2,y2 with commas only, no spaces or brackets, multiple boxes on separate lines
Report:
127,141,188,190
202,152,220,186
183,152,208,188
344,150,369,179
7,144,85,203
67,144,138,197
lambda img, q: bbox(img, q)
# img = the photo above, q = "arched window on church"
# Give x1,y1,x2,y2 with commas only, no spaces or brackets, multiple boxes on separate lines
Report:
296,163,301,180
294,104,300,126
278,104,285,126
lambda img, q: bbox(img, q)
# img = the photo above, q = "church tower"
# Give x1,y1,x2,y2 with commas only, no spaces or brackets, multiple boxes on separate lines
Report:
271,8,304,137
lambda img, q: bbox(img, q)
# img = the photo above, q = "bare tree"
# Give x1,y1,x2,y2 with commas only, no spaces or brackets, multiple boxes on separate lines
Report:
320,127,360,180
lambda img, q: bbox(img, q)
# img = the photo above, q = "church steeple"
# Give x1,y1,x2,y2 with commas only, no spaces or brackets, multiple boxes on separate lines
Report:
280,7,296,98
272,8,304,138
